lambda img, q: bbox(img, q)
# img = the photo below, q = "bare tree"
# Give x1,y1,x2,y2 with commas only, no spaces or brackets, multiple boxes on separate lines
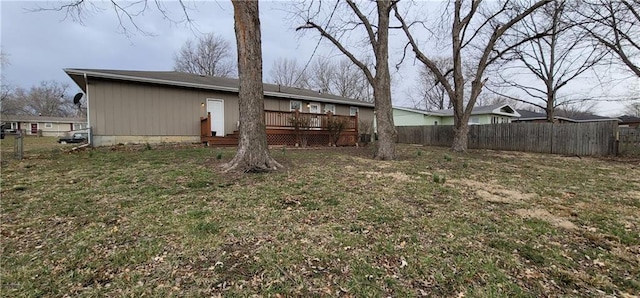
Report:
223,0,282,172
555,100,598,118
331,58,372,102
0,51,19,114
0,89,22,115
307,57,372,102
174,32,236,77
577,0,640,77
492,1,606,122
475,91,523,109
310,57,335,93
296,0,398,160
11,81,76,117
268,57,310,88
407,57,454,111
395,0,552,152
623,101,640,117
41,1,278,172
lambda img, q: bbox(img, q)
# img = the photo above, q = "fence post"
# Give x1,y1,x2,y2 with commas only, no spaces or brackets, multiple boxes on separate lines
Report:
14,130,24,160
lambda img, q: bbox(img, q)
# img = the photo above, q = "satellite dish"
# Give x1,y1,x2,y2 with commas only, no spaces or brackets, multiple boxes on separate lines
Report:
73,93,83,105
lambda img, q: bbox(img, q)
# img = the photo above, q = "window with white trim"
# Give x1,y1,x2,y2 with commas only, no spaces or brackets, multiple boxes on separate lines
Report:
290,100,302,111
73,123,87,130
324,104,336,114
349,107,359,116
44,123,53,128
469,116,480,124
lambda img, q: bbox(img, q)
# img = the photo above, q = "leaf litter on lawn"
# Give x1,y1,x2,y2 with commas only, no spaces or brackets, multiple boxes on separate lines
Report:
1,141,639,297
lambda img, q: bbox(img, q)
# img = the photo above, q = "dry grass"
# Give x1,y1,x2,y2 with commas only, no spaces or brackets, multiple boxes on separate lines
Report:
1,139,639,297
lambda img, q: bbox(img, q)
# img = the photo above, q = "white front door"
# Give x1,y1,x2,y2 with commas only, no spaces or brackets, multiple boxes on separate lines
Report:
207,99,224,137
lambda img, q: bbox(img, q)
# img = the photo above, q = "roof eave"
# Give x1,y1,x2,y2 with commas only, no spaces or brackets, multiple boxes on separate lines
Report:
64,69,374,108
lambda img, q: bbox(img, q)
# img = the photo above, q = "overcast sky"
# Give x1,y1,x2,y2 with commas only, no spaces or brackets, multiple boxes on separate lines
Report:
1,1,636,116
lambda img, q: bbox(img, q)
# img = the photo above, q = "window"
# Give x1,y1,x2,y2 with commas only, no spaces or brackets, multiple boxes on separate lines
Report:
491,116,498,124
290,100,302,111
434,121,438,125
73,123,87,130
9,122,18,131
309,103,321,114
349,107,359,116
45,123,53,128
469,116,480,124
324,104,336,114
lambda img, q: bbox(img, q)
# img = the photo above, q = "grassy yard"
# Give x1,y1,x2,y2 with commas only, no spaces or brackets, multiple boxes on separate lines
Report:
1,138,639,297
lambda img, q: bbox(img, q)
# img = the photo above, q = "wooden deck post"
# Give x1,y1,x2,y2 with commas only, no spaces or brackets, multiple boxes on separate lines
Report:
207,112,212,136
200,112,212,137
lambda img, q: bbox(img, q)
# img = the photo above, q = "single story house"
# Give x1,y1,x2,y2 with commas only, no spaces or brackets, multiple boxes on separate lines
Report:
513,110,621,123
618,115,640,128
64,69,375,147
0,114,87,137
393,104,521,126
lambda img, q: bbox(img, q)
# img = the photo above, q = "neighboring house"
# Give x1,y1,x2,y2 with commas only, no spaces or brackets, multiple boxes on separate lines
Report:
393,104,521,126
0,114,87,137
64,69,374,146
619,115,640,128
513,110,621,123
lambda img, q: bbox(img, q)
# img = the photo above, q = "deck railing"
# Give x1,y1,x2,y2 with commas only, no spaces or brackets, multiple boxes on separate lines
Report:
200,110,359,138
264,110,358,131
200,112,212,137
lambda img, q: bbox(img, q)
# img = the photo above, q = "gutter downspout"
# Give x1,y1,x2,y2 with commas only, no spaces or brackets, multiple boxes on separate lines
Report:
84,73,92,146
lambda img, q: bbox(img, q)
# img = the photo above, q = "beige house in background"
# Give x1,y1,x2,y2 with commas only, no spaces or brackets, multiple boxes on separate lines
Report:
64,69,374,147
0,114,87,137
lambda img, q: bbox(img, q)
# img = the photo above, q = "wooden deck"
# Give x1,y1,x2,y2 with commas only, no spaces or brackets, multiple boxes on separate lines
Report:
200,110,359,147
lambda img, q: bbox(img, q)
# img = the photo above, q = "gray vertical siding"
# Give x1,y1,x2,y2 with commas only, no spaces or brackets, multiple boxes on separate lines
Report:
89,79,239,136
87,78,374,143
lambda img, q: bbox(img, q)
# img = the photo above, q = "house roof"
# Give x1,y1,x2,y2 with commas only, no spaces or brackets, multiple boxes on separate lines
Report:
1,114,86,123
514,109,547,120
514,109,621,123
432,104,520,117
567,113,620,122
618,115,640,123
393,106,443,116
64,69,375,108
394,104,521,117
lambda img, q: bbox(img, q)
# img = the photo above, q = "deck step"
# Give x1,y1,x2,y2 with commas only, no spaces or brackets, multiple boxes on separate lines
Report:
202,136,238,147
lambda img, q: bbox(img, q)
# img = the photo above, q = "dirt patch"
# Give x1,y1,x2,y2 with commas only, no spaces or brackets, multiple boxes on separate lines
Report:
623,190,640,200
515,208,578,230
350,156,394,169
359,171,414,182
450,178,537,204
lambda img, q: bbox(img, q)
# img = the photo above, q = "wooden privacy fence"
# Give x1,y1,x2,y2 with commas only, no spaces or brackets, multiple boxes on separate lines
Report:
397,121,620,156
618,127,640,155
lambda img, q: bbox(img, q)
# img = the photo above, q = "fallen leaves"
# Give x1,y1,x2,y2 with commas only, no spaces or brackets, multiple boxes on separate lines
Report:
2,144,639,297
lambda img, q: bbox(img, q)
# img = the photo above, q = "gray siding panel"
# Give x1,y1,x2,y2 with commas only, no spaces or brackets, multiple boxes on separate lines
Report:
88,78,373,141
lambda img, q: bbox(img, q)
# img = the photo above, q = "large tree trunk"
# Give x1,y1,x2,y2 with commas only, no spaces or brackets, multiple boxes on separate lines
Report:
452,120,470,152
373,79,396,160
450,0,467,153
223,0,281,173
373,1,396,160
545,94,555,122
